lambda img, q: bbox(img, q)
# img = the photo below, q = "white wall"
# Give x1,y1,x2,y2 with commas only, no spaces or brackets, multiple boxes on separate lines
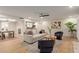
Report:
8,22,17,35
35,20,64,36
35,21,62,35
0,20,25,38
8,22,16,31
0,21,17,37
35,18,77,37
5,18,77,38
16,19,25,38
3,17,76,38
77,18,79,40
0,17,76,38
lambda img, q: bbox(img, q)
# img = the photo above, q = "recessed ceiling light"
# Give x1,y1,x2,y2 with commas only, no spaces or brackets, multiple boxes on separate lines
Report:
40,17,44,19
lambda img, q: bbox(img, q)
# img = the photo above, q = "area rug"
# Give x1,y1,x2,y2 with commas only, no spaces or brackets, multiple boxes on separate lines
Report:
22,40,62,53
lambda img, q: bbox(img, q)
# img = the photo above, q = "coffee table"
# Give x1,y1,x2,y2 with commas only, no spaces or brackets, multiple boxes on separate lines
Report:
44,35,56,40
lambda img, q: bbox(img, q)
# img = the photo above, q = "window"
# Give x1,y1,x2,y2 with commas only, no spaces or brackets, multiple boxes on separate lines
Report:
1,22,9,31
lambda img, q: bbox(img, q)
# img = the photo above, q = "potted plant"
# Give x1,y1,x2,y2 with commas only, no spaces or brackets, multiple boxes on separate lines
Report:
48,25,53,36
65,22,77,38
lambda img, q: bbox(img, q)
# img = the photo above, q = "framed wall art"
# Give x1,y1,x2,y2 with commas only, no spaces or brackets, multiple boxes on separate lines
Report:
51,21,61,29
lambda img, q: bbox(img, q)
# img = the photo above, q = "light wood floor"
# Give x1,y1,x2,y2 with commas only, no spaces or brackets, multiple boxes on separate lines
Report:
0,37,77,53
55,37,75,53
0,38,27,53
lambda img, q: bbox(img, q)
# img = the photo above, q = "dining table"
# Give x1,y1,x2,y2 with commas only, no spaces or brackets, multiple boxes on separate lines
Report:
0,31,14,40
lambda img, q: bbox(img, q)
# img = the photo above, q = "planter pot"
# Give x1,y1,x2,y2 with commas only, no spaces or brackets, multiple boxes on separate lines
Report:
70,31,77,39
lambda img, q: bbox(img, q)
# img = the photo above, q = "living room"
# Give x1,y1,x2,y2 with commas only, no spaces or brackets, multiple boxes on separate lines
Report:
0,6,78,53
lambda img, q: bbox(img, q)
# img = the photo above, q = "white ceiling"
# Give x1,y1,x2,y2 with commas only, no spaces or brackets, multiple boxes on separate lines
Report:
0,6,79,21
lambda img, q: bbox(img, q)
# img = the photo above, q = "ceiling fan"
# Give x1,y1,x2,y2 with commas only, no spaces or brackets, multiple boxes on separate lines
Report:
39,13,50,18
19,17,24,19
